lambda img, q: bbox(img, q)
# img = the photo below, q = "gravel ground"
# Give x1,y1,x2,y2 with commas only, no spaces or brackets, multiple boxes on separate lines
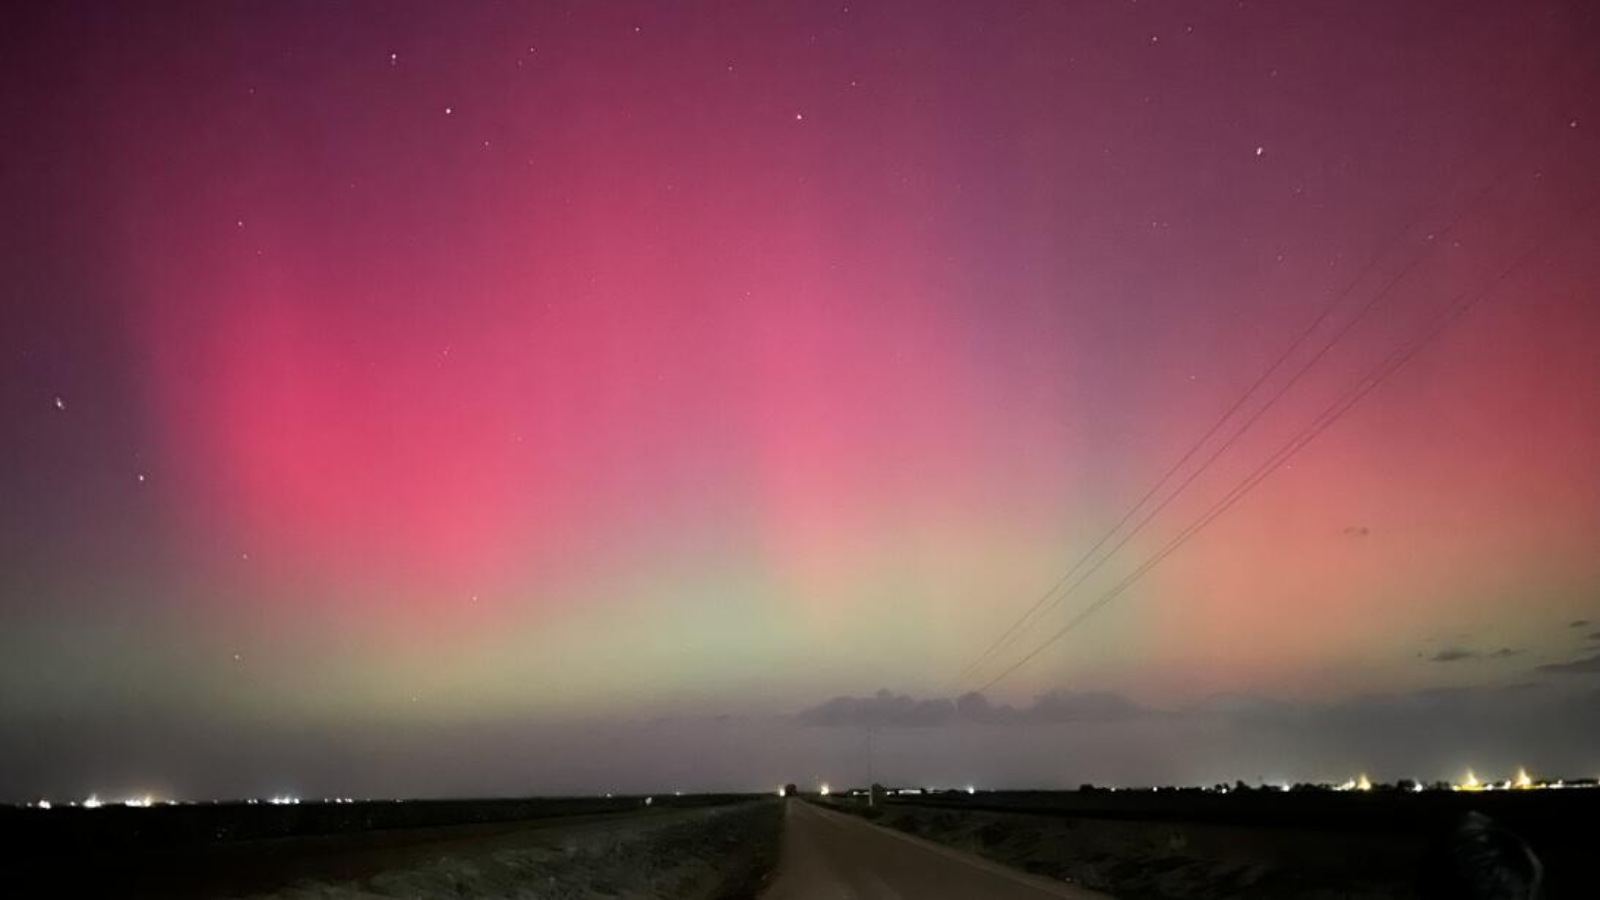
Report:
822,801,1420,900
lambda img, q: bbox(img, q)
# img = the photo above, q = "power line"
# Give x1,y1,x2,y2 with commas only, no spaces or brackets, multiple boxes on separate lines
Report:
957,184,1491,687
951,260,1351,680
958,50,1597,690
955,74,1590,688
975,199,1594,693
962,241,1418,686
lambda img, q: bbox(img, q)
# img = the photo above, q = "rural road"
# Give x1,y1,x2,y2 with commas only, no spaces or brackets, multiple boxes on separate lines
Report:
762,800,1111,899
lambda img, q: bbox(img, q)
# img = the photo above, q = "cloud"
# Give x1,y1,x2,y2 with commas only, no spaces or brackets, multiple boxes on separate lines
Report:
796,689,1147,728
1535,652,1600,674
1341,525,1370,537
959,690,1146,725
769,683,1600,790
1570,619,1591,628
1191,693,1298,717
1427,646,1519,663
796,690,955,727
1028,690,1146,722
1589,631,1600,642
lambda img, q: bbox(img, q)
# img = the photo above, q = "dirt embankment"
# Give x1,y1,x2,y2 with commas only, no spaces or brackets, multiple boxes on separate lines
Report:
241,799,783,900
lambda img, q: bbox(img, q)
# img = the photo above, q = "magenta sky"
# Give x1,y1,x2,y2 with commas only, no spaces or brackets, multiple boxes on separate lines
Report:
2,1,1598,799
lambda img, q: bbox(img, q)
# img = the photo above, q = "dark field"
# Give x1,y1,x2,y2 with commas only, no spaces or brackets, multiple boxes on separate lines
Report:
823,789,1600,899
0,793,775,898
8,788,1598,898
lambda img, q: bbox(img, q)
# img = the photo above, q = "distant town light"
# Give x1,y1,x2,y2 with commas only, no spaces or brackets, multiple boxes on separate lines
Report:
37,800,51,809
1333,775,1372,792
819,783,831,797
83,794,102,809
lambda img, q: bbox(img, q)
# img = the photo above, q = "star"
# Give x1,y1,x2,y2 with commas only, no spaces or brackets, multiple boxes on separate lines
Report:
444,106,453,116
794,112,804,121
136,473,146,483
388,52,398,65
52,395,65,410
1255,146,1265,156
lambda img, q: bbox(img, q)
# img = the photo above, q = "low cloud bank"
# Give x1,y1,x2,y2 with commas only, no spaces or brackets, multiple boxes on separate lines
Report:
791,684,1600,787
797,688,1146,728
1428,646,1520,662
1536,652,1600,674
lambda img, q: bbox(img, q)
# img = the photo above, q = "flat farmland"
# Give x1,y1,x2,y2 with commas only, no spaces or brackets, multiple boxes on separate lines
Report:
0,795,780,898
820,789,1600,899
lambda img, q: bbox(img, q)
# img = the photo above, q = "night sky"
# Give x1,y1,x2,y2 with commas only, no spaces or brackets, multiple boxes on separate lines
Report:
3,1,1598,802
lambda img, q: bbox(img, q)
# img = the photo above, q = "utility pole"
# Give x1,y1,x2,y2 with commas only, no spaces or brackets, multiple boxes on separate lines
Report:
865,725,875,807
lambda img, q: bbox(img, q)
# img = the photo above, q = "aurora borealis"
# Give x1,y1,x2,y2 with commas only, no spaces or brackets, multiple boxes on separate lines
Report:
2,1,1599,800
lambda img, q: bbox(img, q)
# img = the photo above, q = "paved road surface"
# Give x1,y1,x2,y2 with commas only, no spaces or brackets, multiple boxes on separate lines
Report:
762,800,1111,899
